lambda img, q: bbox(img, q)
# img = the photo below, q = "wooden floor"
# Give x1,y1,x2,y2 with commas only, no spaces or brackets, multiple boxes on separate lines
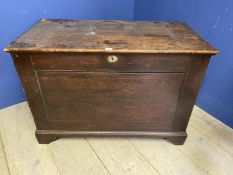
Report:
0,102,233,175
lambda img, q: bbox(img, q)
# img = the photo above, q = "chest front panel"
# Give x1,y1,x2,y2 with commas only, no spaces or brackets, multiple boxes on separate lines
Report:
12,53,209,133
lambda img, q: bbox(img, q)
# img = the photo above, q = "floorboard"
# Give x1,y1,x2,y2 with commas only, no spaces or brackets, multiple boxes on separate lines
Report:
129,138,210,175
0,103,60,175
48,138,110,175
179,125,233,175
190,106,233,155
0,102,233,175
87,137,159,175
0,134,9,175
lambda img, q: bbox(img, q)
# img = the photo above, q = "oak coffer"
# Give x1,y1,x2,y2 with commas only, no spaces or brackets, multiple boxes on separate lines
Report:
4,19,218,144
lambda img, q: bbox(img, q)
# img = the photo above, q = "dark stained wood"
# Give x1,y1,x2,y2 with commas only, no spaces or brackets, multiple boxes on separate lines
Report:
32,53,196,72
35,130,187,145
11,53,49,129
172,57,211,132
5,19,218,54
36,72,184,122
35,131,59,144
5,20,218,145
167,135,187,145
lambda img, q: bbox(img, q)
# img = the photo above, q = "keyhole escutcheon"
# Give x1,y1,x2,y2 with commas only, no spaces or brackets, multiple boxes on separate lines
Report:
107,55,118,63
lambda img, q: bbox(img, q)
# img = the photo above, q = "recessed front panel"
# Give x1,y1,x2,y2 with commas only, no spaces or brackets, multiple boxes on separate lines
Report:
36,72,185,127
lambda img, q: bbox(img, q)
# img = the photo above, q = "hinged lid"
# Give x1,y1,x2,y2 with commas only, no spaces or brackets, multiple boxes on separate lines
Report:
4,19,218,55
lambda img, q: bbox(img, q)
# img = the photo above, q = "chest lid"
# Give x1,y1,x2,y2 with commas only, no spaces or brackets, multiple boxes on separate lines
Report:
4,19,218,55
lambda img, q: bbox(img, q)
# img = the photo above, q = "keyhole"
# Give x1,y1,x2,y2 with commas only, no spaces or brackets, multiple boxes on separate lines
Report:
107,55,118,63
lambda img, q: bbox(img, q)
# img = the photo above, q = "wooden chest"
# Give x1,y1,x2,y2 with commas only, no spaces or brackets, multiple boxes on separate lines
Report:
5,19,218,144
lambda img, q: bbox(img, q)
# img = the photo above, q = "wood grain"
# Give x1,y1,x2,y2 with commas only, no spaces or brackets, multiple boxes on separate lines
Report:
129,138,209,175
4,19,218,54
0,135,9,175
190,106,233,155
32,53,196,72
87,137,159,175
181,125,233,175
49,138,109,175
36,72,184,122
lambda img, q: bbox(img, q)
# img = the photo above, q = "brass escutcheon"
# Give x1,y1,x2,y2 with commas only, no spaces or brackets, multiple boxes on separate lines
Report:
107,55,118,63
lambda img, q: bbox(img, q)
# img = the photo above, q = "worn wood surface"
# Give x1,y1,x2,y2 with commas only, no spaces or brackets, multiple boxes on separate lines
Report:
4,19,218,54
1,102,233,175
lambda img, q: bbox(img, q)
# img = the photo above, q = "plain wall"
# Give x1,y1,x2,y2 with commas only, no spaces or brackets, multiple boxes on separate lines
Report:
0,0,134,108
134,0,233,128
